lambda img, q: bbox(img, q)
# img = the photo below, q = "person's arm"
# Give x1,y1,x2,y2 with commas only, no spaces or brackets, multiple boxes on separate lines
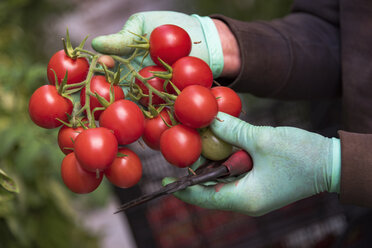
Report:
339,131,372,207
212,19,241,79
213,0,341,100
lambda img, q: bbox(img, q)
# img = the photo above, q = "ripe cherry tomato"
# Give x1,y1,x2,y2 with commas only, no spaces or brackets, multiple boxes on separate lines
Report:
80,75,125,119
142,109,171,150
149,24,191,66
211,86,242,117
58,125,85,155
105,148,142,188
61,153,103,194
171,56,213,91
47,50,89,86
160,124,202,168
135,66,168,106
74,127,118,172
174,85,218,129
28,85,73,129
99,99,145,145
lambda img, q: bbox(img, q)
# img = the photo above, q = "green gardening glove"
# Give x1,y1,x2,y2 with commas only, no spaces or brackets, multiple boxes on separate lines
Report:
163,112,341,216
91,11,224,78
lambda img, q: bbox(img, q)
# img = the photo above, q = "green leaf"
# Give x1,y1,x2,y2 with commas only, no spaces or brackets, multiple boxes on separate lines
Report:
0,169,18,193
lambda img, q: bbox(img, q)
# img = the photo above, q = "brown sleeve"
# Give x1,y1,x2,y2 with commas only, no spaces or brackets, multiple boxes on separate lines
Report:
339,130,372,207
210,0,341,100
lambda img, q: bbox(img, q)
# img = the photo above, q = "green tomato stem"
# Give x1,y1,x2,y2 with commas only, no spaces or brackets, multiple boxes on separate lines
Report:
112,55,175,104
94,68,115,77
64,81,86,90
84,55,99,128
75,105,87,117
75,47,97,57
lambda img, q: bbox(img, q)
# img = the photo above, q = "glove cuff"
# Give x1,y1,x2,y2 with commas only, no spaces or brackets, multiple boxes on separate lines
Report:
191,15,224,78
330,138,341,193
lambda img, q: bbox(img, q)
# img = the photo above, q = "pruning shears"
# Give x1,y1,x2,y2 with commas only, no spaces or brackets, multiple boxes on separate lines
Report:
115,149,253,213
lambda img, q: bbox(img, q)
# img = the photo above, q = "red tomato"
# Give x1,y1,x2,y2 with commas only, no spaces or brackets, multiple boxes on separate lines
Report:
74,127,118,172
171,56,213,91
80,75,125,119
174,85,218,129
58,125,85,155
211,86,242,117
28,85,73,129
135,66,167,106
149,24,191,66
47,50,89,86
61,153,103,194
160,124,202,168
142,109,171,150
105,148,142,188
99,99,145,145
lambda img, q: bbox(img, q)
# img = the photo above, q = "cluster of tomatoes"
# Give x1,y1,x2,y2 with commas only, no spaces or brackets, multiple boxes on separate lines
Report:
28,25,242,194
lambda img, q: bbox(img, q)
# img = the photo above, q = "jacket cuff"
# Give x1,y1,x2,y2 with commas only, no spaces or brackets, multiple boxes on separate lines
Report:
339,130,372,207
210,14,291,97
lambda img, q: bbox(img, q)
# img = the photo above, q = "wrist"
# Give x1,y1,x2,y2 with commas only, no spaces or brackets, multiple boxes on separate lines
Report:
329,138,341,193
212,19,241,79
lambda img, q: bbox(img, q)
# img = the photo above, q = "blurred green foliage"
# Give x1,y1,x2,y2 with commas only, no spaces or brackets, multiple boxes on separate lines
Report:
0,0,105,247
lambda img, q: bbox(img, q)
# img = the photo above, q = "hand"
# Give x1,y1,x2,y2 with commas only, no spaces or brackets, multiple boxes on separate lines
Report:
163,112,341,216
91,11,224,78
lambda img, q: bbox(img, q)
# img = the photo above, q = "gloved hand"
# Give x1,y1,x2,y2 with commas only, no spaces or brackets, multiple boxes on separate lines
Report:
163,112,341,216
91,11,224,78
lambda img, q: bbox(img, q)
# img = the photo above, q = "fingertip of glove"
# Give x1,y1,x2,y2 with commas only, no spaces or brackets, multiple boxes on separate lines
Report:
211,112,234,129
91,36,106,53
91,34,128,55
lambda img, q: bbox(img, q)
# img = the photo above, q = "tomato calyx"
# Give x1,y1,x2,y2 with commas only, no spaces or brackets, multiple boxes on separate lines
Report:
51,65,86,97
51,69,76,97
126,31,150,51
55,112,89,131
48,72,78,129
138,104,177,128
159,110,174,128
117,152,128,157
65,115,89,129
125,31,151,67
101,62,121,86
62,28,89,60
93,91,111,108
138,104,163,119
112,55,179,104
125,83,145,102
149,57,173,79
